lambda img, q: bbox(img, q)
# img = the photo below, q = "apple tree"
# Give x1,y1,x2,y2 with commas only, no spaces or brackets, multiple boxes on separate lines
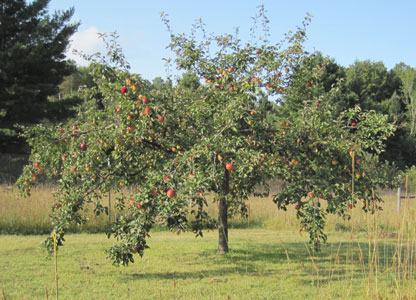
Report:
17,12,311,264
17,11,395,265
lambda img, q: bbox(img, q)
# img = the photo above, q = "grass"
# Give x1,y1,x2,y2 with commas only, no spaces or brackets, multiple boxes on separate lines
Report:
1,229,415,300
3,184,416,299
0,184,403,235
0,185,119,234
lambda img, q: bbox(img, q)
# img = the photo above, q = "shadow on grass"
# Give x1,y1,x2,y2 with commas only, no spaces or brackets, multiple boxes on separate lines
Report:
124,237,410,285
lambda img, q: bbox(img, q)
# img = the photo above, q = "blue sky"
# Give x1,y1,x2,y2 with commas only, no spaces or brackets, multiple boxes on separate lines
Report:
48,0,416,80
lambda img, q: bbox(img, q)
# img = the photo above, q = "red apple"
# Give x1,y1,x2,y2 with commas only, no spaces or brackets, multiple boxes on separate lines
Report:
351,122,356,127
142,97,149,104
34,162,40,168
163,175,170,182
200,190,204,196
55,204,60,209
158,115,165,122
71,167,77,172
250,110,255,115
256,49,260,55
225,163,234,171
307,82,312,87
120,86,128,94
285,122,290,127
166,188,175,198
308,192,314,198
265,83,271,88
115,107,121,114
152,189,158,195
142,107,151,116
59,128,64,133
80,142,87,150
228,67,234,73
251,77,258,82
136,203,141,209
188,173,195,179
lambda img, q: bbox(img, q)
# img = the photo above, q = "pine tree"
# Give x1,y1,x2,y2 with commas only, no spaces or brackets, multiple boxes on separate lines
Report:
0,0,79,152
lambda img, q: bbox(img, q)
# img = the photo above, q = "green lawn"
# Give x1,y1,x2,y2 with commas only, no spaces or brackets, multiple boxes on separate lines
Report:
1,229,414,300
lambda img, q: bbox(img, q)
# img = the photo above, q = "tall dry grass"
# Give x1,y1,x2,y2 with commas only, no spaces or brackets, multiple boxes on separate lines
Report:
0,184,113,234
0,183,408,236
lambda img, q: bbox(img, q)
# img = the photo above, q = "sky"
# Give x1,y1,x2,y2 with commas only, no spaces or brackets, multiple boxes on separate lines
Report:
48,0,416,80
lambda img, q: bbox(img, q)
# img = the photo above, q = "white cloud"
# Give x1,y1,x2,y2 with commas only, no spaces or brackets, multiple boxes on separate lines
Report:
66,26,103,65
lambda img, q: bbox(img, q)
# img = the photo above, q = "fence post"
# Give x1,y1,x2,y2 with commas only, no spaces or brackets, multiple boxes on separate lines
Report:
397,186,402,214
107,158,111,222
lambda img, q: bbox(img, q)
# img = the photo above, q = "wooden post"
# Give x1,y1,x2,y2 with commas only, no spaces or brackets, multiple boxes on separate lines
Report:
108,190,111,222
107,159,111,222
53,232,58,300
405,175,409,212
218,168,230,254
397,186,402,214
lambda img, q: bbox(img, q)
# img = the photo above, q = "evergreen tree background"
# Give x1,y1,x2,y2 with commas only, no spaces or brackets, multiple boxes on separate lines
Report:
0,0,79,153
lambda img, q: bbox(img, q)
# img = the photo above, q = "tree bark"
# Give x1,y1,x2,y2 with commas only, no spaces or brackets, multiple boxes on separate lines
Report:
218,168,230,254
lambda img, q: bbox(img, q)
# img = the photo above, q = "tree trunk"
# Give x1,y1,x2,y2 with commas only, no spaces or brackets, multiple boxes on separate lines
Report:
218,168,230,254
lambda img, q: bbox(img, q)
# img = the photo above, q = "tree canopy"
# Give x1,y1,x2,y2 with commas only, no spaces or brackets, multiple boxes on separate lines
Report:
0,0,79,152
17,12,396,266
